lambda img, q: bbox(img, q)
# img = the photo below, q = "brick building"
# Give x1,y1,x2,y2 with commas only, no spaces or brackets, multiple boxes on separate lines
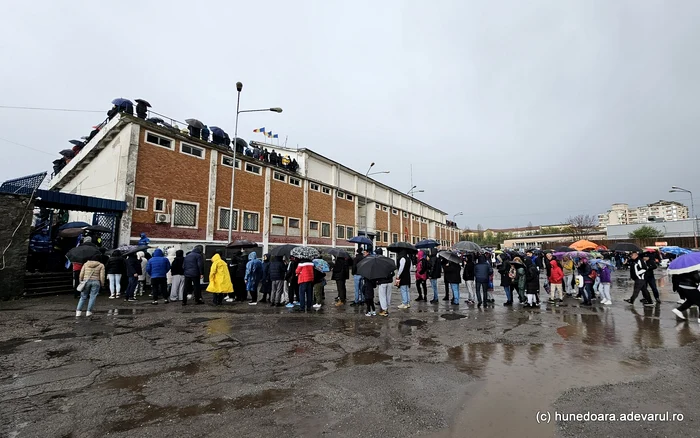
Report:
48,113,460,253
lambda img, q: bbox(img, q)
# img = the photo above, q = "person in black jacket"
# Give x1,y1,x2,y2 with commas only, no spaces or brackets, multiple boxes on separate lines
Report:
269,256,286,306
671,270,700,321
332,256,349,305
183,245,205,305
474,255,493,307
643,253,660,303
442,259,461,306
624,252,654,306
234,252,248,302
170,250,186,303
523,258,540,308
260,254,272,303
124,253,141,302
428,249,442,303
499,258,513,306
462,256,476,304
106,250,126,299
351,249,365,306
285,257,299,305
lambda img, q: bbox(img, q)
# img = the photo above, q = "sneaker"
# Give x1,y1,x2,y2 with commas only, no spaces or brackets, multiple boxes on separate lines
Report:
248,302,258,306
115,294,120,299
76,310,82,317
406,303,411,308
187,294,194,300
312,304,322,309
285,303,294,308
151,301,158,305
225,297,234,302
677,299,686,304
335,301,345,307
163,299,169,304
293,301,300,305
365,312,373,316
378,310,388,317
86,311,93,317
643,301,655,307
623,299,633,305
109,295,115,299
603,300,612,305
128,298,137,302
415,297,423,302
397,304,408,310
430,299,438,304
672,308,686,320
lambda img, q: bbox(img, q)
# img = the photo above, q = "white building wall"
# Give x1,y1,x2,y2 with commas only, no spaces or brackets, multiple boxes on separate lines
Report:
338,170,355,193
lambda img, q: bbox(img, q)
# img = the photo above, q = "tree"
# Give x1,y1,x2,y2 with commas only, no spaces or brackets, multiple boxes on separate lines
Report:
476,224,484,239
563,215,598,240
628,225,664,239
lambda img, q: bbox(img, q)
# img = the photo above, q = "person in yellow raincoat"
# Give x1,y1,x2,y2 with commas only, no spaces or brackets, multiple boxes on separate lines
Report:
207,251,233,305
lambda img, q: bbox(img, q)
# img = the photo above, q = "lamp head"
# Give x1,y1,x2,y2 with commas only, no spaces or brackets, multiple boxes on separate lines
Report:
370,162,375,168
270,107,283,113
236,82,243,92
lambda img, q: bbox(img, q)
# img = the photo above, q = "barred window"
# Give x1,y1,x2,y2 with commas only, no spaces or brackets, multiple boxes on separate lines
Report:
134,195,147,210
173,202,197,227
218,208,238,230
243,211,259,232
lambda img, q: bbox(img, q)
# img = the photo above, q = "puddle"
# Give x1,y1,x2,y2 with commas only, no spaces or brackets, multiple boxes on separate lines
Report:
46,348,74,359
108,389,293,432
189,317,215,324
401,319,426,327
337,350,392,367
206,318,232,335
103,362,202,392
440,314,466,321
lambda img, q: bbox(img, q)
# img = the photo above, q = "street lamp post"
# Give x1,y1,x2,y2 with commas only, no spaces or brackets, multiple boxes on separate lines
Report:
452,211,463,223
362,162,389,247
227,82,283,242
669,186,697,248
407,185,424,198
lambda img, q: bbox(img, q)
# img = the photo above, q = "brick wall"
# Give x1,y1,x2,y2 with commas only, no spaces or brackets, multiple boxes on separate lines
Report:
269,172,304,237
307,186,333,246
0,194,34,300
336,195,355,229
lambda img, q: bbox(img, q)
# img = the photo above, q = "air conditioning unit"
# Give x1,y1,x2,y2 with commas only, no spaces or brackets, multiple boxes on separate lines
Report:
155,213,171,224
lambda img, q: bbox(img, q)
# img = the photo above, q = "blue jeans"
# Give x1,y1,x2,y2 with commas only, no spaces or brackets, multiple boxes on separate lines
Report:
504,285,512,303
400,285,410,304
353,275,364,303
299,282,314,310
77,280,100,312
450,283,460,304
430,279,439,300
476,281,489,303
582,283,593,303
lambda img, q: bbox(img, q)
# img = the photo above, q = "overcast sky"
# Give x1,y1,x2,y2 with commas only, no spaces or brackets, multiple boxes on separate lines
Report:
1,0,699,228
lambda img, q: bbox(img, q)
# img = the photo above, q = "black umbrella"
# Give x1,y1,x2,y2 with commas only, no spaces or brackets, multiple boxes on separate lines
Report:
356,255,396,280
452,241,481,252
135,98,151,107
111,98,133,106
58,228,85,238
68,140,84,146
59,221,91,230
121,245,150,256
416,239,439,249
554,245,574,252
611,242,642,252
146,117,164,124
326,248,351,259
185,118,204,129
290,246,320,260
437,250,462,264
233,137,248,150
270,244,298,258
66,245,101,263
227,239,258,249
59,149,75,159
387,242,417,253
85,225,112,233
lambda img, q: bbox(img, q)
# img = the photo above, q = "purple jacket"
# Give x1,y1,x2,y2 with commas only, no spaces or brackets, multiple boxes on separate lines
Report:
599,266,611,283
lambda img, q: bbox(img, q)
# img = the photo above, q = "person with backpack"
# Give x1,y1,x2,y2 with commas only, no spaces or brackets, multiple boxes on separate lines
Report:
245,252,263,305
428,249,442,304
498,257,513,306
523,258,540,308
474,255,493,307
415,250,429,302
548,259,564,303
462,255,476,305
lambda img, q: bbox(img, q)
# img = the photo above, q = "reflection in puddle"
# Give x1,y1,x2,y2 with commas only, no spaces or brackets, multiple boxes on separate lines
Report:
337,350,392,367
206,318,232,335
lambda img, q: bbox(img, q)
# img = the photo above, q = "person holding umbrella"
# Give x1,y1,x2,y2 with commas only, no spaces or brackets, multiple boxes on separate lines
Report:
428,249,442,304
395,251,413,310
439,252,462,306
355,251,396,317
351,249,366,307
671,271,700,321
415,250,429,302
332,254,350,306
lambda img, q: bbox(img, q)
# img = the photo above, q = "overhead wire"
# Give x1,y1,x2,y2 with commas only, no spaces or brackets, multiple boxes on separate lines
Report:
0,105,103,113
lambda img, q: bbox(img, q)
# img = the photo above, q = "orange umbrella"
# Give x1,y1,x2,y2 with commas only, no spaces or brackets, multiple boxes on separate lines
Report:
569,240,598,251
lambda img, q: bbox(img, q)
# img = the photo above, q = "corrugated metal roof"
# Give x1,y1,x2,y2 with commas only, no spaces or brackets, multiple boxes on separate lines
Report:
34,189,126,213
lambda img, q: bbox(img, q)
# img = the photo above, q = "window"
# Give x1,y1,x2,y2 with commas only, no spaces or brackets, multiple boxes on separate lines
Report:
411,215,415,220
403,212,409,218
392,233,398,243
321,222,331,238
392,209,398,215
134,195,147,211
273,171,286,182
288,218,300,229
309,220,319,238
153,198,165,212
272,215,285,226
376,231,381,242
271,215,285,236
337,191,345,199
376,204,381,210
346,226,354,237
346,194,354,201
412,237,417,244
218,207,238,230
242,211,260,232
221,155,241,168
145,131,173,149
245,163,262,175
173,201,198,227
322,186,331,195
289,177,301,187
337,225,345,239
310,183,320,192
383,231,389,242
180,142,204,159
383,206,388,212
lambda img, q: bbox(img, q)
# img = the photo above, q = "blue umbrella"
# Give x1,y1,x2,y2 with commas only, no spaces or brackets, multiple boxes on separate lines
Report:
415,239,439,249
313,258,330,272
59,221,90,230
111,98,133,106
209,126,226,137
348,236,372,245
589,259,615,270
660,246,692,256
668,252,700,275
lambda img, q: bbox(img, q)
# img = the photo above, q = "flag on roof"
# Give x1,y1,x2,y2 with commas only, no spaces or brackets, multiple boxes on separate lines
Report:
253,127,265,133
272,134,279,138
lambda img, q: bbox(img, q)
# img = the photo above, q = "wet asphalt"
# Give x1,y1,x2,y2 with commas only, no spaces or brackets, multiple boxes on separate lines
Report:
1,270,699,438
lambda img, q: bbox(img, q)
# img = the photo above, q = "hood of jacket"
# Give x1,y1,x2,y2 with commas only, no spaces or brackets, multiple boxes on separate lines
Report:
417,250,425,260
248,252,258,261
211,253,222,263
263,253,270,262
550,260,558,268
175,249,184,258
84,260,102,269
192,245,203,254
137,251,145,260
153,248,164,258
140,232,147,238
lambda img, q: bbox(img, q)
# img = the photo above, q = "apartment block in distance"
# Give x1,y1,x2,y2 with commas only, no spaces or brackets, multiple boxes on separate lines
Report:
47,113,460,254
597,201,688,229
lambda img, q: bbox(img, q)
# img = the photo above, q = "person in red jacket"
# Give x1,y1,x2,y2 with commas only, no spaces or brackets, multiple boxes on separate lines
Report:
295,260,315,312
548,260,564,303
